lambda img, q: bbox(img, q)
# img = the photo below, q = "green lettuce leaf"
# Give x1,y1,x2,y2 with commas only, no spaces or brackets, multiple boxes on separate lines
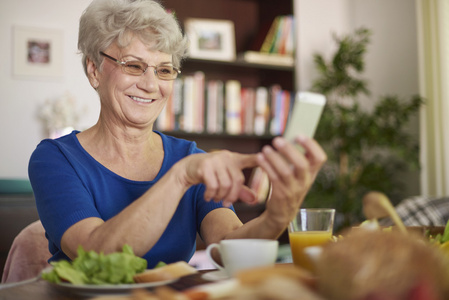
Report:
441,220,449,244
42,244,147,285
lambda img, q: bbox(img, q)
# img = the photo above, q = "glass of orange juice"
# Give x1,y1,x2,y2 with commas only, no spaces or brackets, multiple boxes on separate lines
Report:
288,208,335,273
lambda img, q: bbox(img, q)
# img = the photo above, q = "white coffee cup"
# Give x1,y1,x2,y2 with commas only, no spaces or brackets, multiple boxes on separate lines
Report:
205,239,278,277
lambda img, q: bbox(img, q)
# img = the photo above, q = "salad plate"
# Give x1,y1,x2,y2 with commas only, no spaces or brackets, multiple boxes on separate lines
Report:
49,278,178,296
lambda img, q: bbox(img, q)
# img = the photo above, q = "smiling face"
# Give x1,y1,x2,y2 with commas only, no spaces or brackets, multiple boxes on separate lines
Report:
87,34,174,130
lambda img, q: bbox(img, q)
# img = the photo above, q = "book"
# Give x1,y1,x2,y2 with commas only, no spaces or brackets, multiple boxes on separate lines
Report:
205,80,225,134
240,51,294,67
277,15,294,55
241,87,255,135
269,16,286,54
258,15,295,57
182,75,194,132
192,71,205,133
172,78,183,130
269,84,282,136
225,80,242,135
206,80,218,134
260,16,281,53
279,90,292,134
284,15,295,56
254,86,269,136
216,80,225,134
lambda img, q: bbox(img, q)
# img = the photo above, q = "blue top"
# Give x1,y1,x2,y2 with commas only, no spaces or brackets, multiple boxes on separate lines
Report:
28,131,231,267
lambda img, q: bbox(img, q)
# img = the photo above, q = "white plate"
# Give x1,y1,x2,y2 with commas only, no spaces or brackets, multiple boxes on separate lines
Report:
49,278,177,296
201,270,229,281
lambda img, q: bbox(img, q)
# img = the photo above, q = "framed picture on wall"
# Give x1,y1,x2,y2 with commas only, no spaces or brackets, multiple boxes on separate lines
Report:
13,26,63,79
184,18,236,62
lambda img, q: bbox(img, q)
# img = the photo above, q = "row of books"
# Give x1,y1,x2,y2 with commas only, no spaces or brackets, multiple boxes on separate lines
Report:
260,15,295,56
240,15,295,66
156,71,294,137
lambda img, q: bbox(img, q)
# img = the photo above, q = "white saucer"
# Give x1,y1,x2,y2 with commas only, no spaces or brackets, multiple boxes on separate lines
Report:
201,270,229,281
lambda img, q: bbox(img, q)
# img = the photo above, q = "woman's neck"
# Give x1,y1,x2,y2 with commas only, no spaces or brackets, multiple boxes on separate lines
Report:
76,120,164,181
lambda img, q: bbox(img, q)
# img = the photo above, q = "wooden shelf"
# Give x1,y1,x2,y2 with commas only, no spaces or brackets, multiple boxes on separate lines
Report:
184,57,294,72
161,131,274,141
159,0,295,155
161,131,275,154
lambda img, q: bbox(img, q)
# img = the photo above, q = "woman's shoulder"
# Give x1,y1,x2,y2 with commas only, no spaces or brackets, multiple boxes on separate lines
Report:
33,130,79,149
31,131,83,160
156,131,205,155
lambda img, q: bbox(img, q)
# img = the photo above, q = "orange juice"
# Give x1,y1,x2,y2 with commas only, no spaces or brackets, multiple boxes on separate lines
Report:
289,231,332,272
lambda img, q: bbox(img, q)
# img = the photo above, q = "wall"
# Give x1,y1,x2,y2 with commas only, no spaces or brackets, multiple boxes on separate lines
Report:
295,0,353,91
353,0,420,197
1,0,420,196
295,0,420,196
0,0,100,179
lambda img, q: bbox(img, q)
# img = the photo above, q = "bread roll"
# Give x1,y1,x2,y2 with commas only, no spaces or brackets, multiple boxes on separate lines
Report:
316,230,449,300
133,261,198,283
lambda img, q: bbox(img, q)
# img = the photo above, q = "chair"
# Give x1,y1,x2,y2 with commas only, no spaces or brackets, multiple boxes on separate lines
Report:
1,220,51,283
377,195,449,227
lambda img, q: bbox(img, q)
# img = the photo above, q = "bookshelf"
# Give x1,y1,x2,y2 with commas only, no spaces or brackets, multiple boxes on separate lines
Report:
163,131,273,153
160,0,296,239
159,0,296,149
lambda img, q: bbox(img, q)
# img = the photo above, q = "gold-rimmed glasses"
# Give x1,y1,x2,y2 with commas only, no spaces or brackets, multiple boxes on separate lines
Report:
99,51,180,80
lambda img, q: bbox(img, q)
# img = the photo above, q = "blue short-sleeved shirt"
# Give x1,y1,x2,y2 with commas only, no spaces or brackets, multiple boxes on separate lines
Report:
28,130,231,267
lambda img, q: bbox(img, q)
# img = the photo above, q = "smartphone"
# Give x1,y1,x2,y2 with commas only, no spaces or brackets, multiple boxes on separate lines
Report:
283,92,326,151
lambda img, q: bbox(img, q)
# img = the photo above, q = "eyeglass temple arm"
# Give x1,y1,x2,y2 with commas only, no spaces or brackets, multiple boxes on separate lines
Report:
99,52,123,64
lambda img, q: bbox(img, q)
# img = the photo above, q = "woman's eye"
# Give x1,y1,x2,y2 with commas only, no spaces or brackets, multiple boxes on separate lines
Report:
158,67,173,74
126,62,144,70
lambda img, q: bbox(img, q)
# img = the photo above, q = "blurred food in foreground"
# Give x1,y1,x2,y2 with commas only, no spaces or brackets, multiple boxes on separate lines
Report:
427,219,449,253
92,235,449,300
90,224,449,300
316,229,449,300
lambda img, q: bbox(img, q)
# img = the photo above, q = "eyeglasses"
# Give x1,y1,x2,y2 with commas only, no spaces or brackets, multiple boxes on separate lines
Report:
99,51,180,80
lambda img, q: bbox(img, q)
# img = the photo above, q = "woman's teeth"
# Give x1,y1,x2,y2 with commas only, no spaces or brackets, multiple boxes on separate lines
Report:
130,96,154,103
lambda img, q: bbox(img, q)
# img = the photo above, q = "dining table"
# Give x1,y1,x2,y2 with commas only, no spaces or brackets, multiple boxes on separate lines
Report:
0,270,214,300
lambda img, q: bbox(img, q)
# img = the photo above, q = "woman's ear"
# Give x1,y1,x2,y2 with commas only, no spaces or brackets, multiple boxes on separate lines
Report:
86,57,100,89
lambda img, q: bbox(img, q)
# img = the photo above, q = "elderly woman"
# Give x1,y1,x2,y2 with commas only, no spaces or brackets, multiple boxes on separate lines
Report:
28,0,326,268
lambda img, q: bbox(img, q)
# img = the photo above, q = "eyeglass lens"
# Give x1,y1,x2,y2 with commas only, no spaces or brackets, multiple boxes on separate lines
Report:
122,61,178,80
100,52,179,80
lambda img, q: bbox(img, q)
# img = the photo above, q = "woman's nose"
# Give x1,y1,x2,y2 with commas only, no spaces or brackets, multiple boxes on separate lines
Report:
137,67,158,91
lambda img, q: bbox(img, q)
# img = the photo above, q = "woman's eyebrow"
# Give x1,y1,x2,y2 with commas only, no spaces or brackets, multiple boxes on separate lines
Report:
122,54,173,65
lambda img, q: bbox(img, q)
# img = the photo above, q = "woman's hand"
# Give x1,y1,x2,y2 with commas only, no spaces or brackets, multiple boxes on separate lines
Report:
256,135,327,228
177,150,259,206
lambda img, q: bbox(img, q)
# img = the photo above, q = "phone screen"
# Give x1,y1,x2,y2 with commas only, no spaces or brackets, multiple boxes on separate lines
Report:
283,92,326,148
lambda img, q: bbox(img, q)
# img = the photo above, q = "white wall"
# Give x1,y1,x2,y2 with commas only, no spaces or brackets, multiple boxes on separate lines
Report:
353,1,421,197
295,0,420,195
296,0,419,101
295,0,353,91
0,0,100,179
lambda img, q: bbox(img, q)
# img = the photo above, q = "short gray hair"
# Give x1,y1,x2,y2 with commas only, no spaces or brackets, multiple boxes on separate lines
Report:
78,0,188,75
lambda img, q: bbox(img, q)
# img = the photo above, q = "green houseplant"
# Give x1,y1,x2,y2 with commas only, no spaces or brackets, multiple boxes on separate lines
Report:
304,28,423,229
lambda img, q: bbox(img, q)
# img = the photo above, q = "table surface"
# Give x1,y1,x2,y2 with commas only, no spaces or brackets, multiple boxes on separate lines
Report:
0,271,212,300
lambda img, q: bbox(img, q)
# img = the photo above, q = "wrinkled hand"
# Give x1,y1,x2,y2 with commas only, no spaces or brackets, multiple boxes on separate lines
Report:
180,150,259,206
256,135,327,227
